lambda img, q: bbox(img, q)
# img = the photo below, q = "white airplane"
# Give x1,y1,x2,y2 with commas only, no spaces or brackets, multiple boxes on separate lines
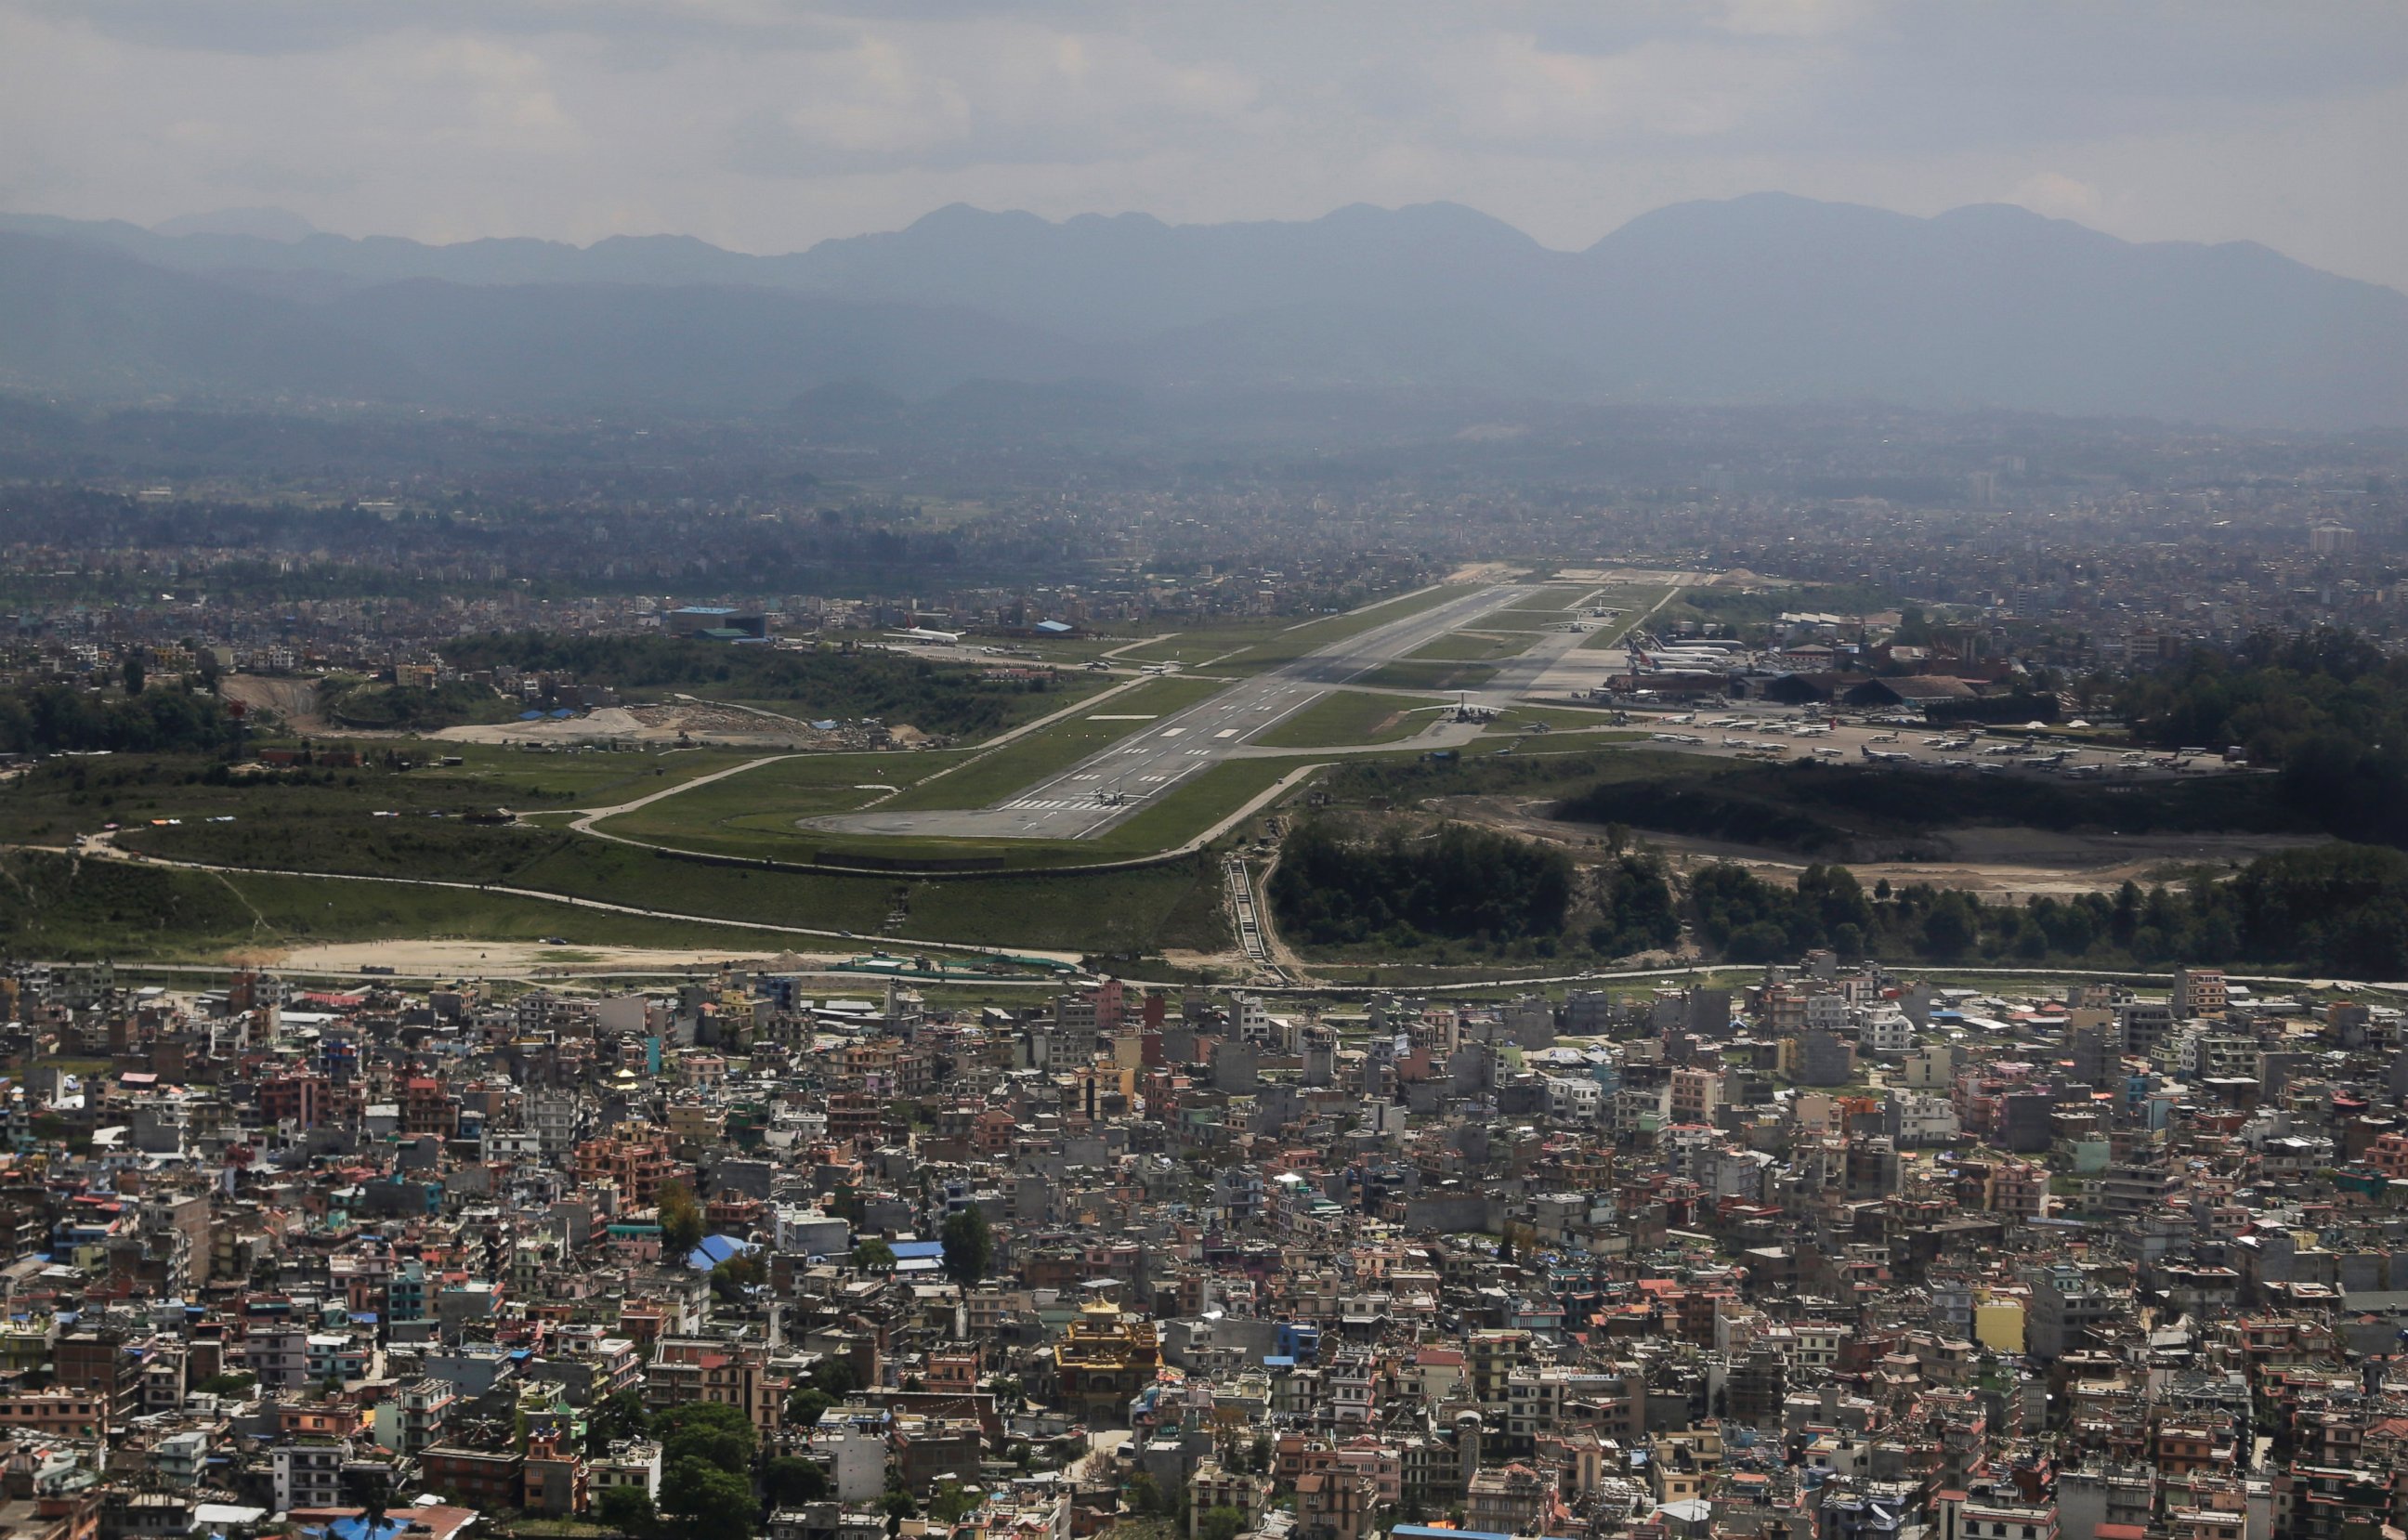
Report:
886,627,962,646
1635,632,1744,653
1862,745,1912,763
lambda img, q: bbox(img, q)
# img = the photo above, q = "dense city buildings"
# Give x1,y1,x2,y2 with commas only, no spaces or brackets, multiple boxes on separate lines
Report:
0,951,2398,1540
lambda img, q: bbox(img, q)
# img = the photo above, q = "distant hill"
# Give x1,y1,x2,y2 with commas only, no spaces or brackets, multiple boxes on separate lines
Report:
3,194,2406,428
1569,194,2408,428
0,231,421,402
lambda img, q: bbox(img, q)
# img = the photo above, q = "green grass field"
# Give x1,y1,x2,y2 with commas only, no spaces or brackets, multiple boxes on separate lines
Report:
1254,691,1446,749
498,839,1232,954
0,847,799,961
0,837,1236,962
1356,660,1501,692
0,746,754,851
1407,630,1533,661
585,749,976,854
1501,585,1596,613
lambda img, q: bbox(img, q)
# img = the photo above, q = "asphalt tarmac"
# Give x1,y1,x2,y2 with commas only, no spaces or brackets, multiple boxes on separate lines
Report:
808,584,1531,842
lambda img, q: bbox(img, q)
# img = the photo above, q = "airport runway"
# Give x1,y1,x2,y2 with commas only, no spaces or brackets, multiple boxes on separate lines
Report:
809,584,1532,841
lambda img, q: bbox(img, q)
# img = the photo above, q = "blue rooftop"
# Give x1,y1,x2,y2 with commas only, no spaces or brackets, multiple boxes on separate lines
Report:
314,1520,414,1540
687,1234,757,1269
889,1240,945,1260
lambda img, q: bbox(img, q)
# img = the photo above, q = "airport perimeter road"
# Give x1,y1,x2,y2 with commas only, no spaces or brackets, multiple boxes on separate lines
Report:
811,583,1531,842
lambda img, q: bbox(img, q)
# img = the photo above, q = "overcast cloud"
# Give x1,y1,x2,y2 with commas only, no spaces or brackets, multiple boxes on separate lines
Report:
6,0,2407,289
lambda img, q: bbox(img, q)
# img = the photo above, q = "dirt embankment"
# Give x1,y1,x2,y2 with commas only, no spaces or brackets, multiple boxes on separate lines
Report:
218,674,330,733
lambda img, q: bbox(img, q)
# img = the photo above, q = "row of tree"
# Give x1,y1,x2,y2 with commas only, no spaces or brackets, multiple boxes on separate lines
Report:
1273,816,2408,979
1268,821,1575,950
0,680,233,757
1695,843,2408,977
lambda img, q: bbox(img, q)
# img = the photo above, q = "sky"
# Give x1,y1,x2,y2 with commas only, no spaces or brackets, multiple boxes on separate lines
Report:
6,0,2408,290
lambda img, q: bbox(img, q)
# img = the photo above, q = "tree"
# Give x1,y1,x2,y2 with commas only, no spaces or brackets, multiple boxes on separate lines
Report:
590,1389,652,1455
1920,893,1980,960
345,1466,392,1540
940,1207,992,1285
656,1402,755,1475
786,1387,839,1429
658,1181,706,1258
928,1484,981,1524
764,1455,831,1507
122,655,145,697
808,1358,857,1397
595,1486,658,1535
852,1237,897,1272
1126,1474,1167,1518
1198,1507,1249,1540
661,1458,755,1540
710,1251,766,1303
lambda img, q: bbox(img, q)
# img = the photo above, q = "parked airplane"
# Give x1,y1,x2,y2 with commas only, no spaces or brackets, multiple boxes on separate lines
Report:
886,627,963,646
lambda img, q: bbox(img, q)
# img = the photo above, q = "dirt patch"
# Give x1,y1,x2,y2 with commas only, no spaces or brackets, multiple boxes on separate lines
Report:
219,674,330,733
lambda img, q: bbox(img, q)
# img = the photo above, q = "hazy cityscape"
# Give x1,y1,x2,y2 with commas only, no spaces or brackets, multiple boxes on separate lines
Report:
3,10,2408,1540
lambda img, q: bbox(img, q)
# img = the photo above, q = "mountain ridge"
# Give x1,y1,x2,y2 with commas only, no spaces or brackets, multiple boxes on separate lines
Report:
3,194,2404,430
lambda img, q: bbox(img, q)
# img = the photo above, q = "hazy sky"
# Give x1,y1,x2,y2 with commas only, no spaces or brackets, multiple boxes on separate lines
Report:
7,0,2408,289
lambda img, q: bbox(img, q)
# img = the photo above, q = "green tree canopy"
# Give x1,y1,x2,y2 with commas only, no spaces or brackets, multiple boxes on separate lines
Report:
655,1401,755,1475
940,1207,993,1285
764,1455,832,1507
595,1485,658,1536
658,1181,706,1257
661,1458,755,1540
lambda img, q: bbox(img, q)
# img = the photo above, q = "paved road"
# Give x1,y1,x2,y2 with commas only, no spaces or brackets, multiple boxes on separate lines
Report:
809,584,1531,841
